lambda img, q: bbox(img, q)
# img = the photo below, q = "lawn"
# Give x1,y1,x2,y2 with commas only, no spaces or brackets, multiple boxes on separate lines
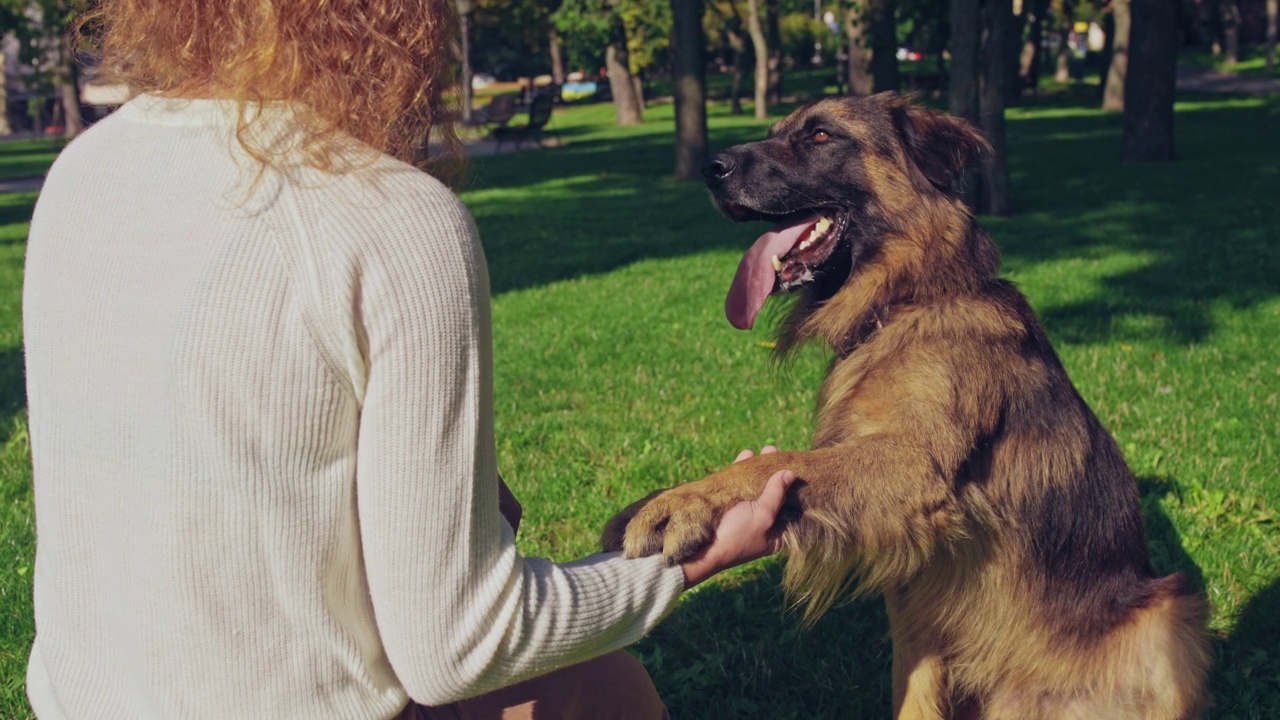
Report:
1184,46,1280,81
2,87,1278,718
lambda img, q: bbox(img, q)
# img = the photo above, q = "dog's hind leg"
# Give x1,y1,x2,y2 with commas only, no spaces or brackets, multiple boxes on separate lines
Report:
888,594,950,720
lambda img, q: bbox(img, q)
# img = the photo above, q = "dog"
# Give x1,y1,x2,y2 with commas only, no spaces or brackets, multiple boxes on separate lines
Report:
602,93,1210,719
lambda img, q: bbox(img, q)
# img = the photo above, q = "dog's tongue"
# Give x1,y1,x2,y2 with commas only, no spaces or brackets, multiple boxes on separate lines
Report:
725,212,819,330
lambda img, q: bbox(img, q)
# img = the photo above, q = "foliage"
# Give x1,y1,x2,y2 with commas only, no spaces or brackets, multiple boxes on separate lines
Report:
2,85,1279,719
779,12,826,65
620,0,671,74
554,0,671,76
553,0,616,74
471,0,559,78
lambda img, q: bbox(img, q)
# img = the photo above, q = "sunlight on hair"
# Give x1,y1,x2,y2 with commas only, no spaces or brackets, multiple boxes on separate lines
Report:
78,0,466,185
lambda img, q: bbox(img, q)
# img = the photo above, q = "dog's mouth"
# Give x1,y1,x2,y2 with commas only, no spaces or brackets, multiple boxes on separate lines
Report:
724,206,848,330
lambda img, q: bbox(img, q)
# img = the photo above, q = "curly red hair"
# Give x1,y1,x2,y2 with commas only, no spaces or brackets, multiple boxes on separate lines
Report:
80,0,463,182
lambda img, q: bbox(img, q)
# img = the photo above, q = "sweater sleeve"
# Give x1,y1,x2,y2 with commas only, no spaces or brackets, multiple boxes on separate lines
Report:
321,174,685,705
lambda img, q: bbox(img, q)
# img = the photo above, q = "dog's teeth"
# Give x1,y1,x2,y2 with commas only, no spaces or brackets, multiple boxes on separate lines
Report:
772,255,783,272
815,217,833,233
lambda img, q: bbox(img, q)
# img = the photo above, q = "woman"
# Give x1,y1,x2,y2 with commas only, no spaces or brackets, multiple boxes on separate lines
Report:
23,1,794,718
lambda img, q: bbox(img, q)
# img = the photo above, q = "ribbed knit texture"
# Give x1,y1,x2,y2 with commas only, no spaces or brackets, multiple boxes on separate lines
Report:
23,95,685,720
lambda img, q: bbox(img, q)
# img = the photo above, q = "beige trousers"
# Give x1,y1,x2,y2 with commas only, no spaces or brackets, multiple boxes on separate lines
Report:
397,650,670,720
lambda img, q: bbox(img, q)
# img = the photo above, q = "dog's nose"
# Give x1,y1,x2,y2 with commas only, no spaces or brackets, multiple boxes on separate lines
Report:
702,153,736,183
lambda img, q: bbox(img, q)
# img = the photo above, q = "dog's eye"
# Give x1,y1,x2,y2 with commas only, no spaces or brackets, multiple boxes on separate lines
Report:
812,130,832,144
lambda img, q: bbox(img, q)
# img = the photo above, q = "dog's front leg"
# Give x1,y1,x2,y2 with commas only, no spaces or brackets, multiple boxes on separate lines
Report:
600,447,853,565
607,440,967,603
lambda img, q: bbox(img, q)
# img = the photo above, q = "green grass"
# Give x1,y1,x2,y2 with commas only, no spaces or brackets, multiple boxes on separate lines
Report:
473,95,1280,717
1184,45,1280,80
0,190,37,714
0,140,64,181
2,89,1279,717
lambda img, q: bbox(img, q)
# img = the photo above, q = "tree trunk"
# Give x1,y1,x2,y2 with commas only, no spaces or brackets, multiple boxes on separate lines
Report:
729,31,746,114
846,5,874,95
708,1,747,113
1007,3,1027,103
951,0,982,210
746,0,769,120
58,56,83,137
1102,0,1131,112
458,6,474,124
765,0,784,104
1123,0,1177,161
1221,0,1240,64
1055,42,1072,82
0,53,10,136
607,38,645,125
950,0,981,121
870,0,901,92
549,26,566,85
1267,0,1277,71
1019,0,1047,93
671,0,709,181
979,0,1012,215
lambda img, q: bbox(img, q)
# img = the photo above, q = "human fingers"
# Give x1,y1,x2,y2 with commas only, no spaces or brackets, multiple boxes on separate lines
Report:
760,445,779,455
734,448,755,463
754,469,796,517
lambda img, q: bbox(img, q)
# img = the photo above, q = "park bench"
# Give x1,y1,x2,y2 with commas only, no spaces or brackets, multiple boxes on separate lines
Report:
470,95,517,128
491,95,554,152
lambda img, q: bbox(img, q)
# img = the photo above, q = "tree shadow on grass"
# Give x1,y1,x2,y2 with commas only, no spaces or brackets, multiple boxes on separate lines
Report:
632,476,1232,718
0,193,38,244
1213,579,1280,718
465,127,767,296
0,346,25,433
991,97,1280,346
0,139,63,181
469,95,1280,344
635,560,893,719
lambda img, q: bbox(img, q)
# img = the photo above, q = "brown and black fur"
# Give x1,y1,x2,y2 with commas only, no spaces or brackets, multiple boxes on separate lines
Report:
601,93,1210,719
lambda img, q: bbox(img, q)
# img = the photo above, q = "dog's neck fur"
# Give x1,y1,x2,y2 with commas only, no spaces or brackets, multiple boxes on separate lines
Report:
777,195,999,358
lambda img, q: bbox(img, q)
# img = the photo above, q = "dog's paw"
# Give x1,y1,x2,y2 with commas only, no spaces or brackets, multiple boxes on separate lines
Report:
620,485,734,565
601,489,668,554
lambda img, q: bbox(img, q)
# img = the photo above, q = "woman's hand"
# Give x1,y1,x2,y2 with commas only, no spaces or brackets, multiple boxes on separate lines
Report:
679,447,794,589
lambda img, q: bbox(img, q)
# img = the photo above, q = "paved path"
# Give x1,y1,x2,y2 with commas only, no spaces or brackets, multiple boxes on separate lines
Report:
2,68,1268,196
1176,63,1280,95
0,176,43,193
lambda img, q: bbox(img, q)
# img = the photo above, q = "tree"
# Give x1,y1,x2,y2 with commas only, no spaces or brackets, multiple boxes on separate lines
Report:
746,0,770,119
950,0,1011,215
1219,0,1240,64
1051,0,1074,82
457,0,476,124
5,0,87,137
670,0,707,181
1267,0,1277,72
1018,0,1050,94
978,0,1012,215
765,0,784,103
555,0,651,126
869,0,900,92
606,31,645,124
1122,0,1176,161
548,26,566,84
707,0,749,113
950,0,981,123
845,2,874,95
1102,0,1131,112
0,2,16,135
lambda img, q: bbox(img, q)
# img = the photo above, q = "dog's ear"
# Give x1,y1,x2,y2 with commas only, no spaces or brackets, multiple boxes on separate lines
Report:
881,94,991,197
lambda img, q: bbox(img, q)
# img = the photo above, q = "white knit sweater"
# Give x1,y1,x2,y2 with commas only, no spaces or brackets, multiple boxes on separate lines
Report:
23,95,684,719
